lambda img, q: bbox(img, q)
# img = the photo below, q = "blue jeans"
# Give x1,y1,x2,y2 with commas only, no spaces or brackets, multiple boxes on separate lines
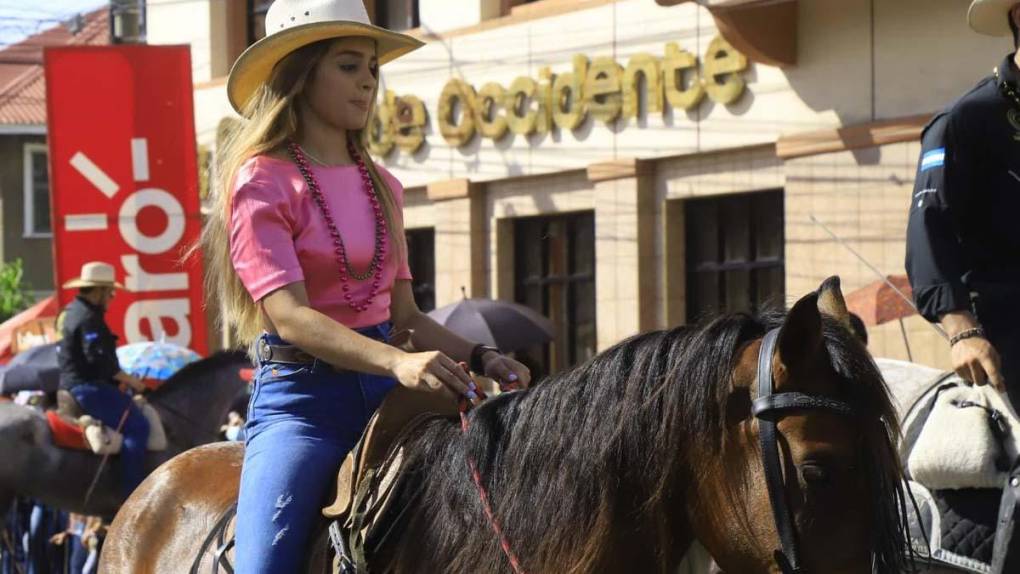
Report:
68,384,150,496
68,532,88,574
235,324,397,573
26,503,65,574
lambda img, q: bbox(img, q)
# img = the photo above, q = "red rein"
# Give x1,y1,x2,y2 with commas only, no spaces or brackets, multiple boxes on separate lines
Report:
458,369,527,574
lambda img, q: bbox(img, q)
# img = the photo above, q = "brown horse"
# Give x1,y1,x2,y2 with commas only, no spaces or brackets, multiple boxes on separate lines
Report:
102,278,911,573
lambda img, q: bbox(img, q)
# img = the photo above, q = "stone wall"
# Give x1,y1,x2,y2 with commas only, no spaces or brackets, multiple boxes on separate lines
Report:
784,141,950,369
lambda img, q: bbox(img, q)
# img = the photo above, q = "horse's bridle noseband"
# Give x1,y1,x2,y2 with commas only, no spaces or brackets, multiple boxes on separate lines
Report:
752,328,856,574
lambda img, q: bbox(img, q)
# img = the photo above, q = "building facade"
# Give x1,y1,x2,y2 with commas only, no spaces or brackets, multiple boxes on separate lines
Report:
147,0,1013,372
0,10,110,297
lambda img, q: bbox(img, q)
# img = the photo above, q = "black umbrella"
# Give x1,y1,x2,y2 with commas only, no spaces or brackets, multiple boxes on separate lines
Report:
0,342,60,394
427,298,555,353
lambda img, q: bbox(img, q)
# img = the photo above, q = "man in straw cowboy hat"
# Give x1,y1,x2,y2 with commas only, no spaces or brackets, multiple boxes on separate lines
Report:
906,1,1020,407
57,261,149,496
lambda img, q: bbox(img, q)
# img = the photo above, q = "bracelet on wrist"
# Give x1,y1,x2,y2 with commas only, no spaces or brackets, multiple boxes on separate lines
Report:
470,344,500,374
949,327,985,346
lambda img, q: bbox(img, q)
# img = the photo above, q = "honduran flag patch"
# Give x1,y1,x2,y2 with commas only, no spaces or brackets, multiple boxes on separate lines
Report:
920,148,945,172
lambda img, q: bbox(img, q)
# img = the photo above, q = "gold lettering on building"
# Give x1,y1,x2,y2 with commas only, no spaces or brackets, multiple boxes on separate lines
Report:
536,67,554,134
662,43,704,110
367,35,750,155
394,95,426,153
552,55,589,131
438,79,477,147
702,35,747,105
506,76,539,135
585,57,623,124
476,82,509,139
623,53,663,120
366,90,396,156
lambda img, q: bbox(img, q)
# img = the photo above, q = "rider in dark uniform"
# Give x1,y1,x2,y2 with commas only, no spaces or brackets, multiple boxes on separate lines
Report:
908,4,1020,571
57,262,149,496
906,2,1020,411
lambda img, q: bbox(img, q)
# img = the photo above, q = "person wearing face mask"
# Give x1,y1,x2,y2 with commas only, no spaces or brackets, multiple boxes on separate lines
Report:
57,261,149,496
207,1,533,570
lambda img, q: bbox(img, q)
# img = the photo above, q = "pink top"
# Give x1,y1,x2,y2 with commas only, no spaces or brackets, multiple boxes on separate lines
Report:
229,155,412,329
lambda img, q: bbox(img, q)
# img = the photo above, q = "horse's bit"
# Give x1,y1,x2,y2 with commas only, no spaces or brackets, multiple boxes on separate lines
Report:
752,328,856,574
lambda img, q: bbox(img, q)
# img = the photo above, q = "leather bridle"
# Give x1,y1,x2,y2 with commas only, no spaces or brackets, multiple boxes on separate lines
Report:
751,328,856,574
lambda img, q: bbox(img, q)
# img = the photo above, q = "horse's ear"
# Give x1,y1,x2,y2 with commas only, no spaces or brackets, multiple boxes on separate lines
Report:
816,275,852,329
777,291,823,370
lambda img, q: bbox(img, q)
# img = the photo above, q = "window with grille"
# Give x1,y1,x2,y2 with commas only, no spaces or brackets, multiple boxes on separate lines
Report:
405,228,435,312
375,0,419,31
685,190,784,322
23,144,51,237
514,212,595,378
247,0,272,45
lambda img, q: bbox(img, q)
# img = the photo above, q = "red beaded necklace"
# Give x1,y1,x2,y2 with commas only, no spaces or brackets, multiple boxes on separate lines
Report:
287,140,387,313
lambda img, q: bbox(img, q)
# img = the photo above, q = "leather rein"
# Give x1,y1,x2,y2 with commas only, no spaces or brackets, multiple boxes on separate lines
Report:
752,328,857,574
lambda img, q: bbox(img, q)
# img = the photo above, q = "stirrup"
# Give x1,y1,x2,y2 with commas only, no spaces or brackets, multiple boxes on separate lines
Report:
329,521,357,574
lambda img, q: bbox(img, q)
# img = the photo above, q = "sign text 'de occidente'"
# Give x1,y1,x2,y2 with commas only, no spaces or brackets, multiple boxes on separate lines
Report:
366,35,749,156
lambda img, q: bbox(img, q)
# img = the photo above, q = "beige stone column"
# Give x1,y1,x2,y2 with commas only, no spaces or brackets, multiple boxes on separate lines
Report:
426,178,487,308
587,159,658,351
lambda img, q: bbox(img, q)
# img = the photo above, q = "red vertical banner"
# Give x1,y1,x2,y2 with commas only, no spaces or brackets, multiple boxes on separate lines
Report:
44,45,208,355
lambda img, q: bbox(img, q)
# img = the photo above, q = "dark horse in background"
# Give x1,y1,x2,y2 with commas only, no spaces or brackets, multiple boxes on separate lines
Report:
0,351,250,520
103,278,912,573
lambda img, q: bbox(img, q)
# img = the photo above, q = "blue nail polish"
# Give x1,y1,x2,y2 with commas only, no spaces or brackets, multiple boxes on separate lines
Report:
508,373,519,382
469,382,478,391
467,391,478,400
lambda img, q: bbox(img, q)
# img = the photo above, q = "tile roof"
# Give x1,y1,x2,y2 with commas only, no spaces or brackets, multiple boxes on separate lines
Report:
0,9,110,126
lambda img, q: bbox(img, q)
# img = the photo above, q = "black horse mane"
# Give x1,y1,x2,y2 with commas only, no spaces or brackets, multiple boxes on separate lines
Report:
386,308,909,573
147,349,250,400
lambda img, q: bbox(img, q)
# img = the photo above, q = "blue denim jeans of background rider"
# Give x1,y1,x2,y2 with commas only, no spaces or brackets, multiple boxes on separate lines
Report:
68,532,87,574
68,383,150,497
235,323,397,573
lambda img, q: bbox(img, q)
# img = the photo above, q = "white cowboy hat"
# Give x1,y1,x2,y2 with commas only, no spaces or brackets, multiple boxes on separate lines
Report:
61,262,125,290
227,0,424,115
969,0,1020,36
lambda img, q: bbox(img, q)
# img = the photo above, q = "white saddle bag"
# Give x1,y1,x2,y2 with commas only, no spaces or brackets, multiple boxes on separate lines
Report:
907,383,1020,490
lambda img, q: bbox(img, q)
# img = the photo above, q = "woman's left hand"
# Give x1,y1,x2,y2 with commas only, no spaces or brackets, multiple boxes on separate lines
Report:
482,352,532,389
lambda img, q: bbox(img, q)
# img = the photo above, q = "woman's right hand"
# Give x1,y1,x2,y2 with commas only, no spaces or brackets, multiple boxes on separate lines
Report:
391,351,477,400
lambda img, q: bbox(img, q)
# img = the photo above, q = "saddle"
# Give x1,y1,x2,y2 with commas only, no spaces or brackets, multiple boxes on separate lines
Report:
901,375,1020,573
47,389,168,454
322,385,459,572
902,376,1020,491
907,480,1000,573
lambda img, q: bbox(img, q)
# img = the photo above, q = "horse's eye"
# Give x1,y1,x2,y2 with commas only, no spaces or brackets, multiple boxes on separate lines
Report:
801,463,830,486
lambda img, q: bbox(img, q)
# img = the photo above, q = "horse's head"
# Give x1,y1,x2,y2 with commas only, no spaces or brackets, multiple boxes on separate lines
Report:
687,277,908,574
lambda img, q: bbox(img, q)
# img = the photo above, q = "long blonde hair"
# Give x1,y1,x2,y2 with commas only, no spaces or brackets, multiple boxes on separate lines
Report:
200,39,407,346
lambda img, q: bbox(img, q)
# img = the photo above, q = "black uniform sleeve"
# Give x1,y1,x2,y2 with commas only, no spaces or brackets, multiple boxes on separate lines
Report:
79,314,121,381
905,113,973,322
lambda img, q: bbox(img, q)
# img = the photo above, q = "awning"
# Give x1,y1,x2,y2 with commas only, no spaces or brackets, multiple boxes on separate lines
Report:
0,295,59,365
